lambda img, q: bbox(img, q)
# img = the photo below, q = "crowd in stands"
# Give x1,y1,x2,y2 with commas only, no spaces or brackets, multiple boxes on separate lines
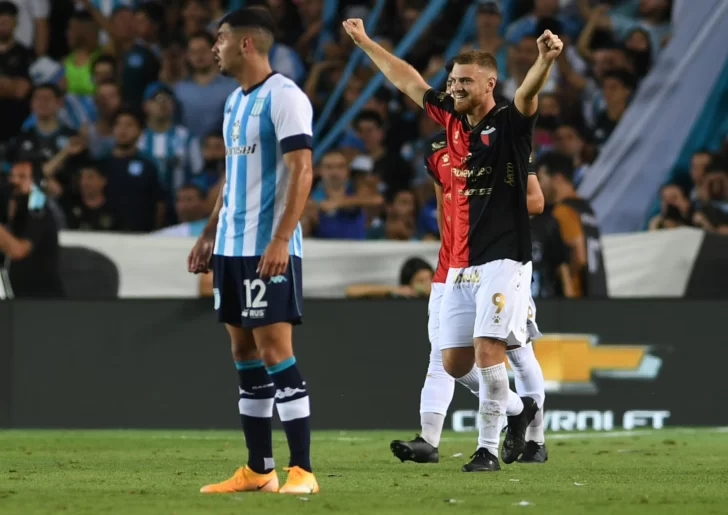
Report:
1,0,726,283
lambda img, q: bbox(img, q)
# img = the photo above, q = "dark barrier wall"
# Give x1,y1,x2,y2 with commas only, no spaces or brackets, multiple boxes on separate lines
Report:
3,299,728,430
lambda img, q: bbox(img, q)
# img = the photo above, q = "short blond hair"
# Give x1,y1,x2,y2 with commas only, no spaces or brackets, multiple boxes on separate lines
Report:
452,50,498,74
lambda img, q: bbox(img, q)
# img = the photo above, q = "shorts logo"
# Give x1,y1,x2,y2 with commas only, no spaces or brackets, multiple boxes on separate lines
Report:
453,270,480,285
492,293,505,324
213,288,220,310
242,309,265,319
268,275,287,284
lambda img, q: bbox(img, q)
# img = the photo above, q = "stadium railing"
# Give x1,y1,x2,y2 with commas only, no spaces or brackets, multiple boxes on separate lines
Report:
313,0,449,164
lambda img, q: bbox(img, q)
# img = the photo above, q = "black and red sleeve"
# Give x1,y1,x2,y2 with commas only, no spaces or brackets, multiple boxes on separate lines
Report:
423,89,456,127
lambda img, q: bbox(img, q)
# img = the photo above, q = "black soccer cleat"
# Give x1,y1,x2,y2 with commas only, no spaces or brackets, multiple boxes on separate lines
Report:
517,441,548,463
390,435,439,463
462,447,501,472
501,396,539,464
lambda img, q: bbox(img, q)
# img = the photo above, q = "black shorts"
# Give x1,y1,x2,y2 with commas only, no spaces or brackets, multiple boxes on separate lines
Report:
211,255,303,328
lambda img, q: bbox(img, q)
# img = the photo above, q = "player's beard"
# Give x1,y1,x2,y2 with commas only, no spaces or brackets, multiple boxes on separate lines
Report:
453,94,475,114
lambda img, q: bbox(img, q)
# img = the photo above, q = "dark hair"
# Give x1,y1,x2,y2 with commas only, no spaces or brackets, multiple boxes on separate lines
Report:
353,109,383,130
602,68,637,90
399,257,433,286
188,30,215,48
0,1,18,17
535,17,563,37
178,182,205,198
219,7,275,34
136,2,165,26
79,160,107,177
113,107,145,128
70,10,95,23
33,83,63,98
536,152,575,183
707,157,728,175
93,53,117,68
693,148,713,157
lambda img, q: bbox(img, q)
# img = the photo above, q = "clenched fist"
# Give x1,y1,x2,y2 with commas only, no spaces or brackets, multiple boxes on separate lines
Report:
537,30,563,62
342,18,370,47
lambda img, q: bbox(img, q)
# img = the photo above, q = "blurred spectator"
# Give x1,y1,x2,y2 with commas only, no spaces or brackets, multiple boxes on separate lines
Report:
9,0,49,56
501,34,557,100
304,149,383,239
174,30,237,139
118,2,163,107
537,151,606,298
693,204,728,235
102,108,165,232
354,109,414,196
467,2,507,79
367,189,418,241
623,27,652,79
0,1,33,144
345,256,434,299
506,0,581,44
24,57,94,131
138,81,203,222
533,92,562,152
592,68,635,153
153,183,209,237
180,0,210,41
694,158,728,213
60,161,119,231
0,160,64,298
84,3,135,58
87,79,120,158
648,182,692,231
247,3,305,84
63,10,100,97
192,131,225,196
689,149,713,204
294,0,325,66
531,207,575,298
8,83,87,190
91,53,116,84
552,123,590,186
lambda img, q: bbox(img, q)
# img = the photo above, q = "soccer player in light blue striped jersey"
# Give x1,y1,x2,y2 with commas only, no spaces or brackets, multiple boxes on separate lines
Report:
187,7,318,496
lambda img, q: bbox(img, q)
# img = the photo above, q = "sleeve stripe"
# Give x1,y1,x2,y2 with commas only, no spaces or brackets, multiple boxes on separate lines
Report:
280,134,313,154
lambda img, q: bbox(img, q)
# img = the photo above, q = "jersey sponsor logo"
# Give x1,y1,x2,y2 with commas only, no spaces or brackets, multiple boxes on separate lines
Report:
513,334,662,394
453,270,481,285
268,275,287,284
226,143,257,156
504,162,515,187
275,387,307,400
431,140,446,150
480,126,496,146
453,166,492,178
250,98,265,117
458,187,492,197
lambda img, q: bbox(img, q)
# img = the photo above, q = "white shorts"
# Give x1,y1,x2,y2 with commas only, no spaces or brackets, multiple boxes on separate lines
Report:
438,259,536,350
427,282,446,349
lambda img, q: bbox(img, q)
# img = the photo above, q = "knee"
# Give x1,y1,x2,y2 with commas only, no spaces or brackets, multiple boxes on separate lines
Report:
231,342,258,362
258,345,291,366
475,337,506,367
442,349,474,379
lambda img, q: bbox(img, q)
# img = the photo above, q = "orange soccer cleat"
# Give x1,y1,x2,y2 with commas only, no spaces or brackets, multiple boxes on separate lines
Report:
278,466,320,494
200,466,279,493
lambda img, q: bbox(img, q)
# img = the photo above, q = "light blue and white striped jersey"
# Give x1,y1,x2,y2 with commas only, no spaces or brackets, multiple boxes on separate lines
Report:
22,94,95,132
138,125,203,194
214,73,313,258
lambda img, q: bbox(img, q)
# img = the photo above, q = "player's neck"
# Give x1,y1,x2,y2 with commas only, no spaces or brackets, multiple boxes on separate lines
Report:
466,96,497,128
236,61,273,93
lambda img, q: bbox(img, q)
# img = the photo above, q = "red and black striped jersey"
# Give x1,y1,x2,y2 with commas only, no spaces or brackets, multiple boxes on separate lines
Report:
424,130,451,283
423,89,535,267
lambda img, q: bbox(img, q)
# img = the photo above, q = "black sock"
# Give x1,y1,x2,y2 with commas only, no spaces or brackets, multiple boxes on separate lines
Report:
267,356,312,472
235,359,275,474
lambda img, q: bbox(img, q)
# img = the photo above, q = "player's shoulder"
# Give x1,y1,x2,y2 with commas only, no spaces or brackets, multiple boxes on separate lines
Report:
424,130,448,157
224,87,243,112
268,74,309,101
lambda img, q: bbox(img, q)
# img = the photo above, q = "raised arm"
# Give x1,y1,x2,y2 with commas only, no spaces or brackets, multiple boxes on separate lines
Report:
514,30,563,117
343,18,431,108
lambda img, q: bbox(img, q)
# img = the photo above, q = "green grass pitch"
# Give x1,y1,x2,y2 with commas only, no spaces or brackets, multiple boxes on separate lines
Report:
1,429,727,514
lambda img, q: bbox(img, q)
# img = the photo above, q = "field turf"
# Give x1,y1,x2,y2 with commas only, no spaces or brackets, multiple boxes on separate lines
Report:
1,428,727,515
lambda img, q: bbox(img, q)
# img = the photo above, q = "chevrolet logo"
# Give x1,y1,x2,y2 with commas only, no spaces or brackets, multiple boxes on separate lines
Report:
507,334,662,395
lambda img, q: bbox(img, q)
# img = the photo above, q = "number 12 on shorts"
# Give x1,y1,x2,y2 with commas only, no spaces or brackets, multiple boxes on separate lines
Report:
243,279,268,308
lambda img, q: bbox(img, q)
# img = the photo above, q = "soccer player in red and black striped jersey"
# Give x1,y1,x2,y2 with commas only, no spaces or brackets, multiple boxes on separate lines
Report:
345,18,563,471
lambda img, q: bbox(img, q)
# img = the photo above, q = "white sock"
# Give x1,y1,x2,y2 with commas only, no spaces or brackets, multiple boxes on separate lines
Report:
477,363,509,456
507,344,546,444
419,344,454,447
456,366,480,396
506,389,524,416
420,412,446,448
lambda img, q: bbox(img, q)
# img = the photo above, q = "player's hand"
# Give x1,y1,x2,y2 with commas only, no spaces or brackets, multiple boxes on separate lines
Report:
537,30,563,62
258,237,289,280
187,233,214,274
342,18,370,47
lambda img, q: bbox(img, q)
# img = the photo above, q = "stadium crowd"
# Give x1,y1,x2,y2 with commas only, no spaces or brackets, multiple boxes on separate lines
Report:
1,0,727,299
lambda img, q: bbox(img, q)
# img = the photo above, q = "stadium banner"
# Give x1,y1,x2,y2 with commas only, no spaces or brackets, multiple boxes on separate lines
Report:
4,299,727,431
58,227,721,299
